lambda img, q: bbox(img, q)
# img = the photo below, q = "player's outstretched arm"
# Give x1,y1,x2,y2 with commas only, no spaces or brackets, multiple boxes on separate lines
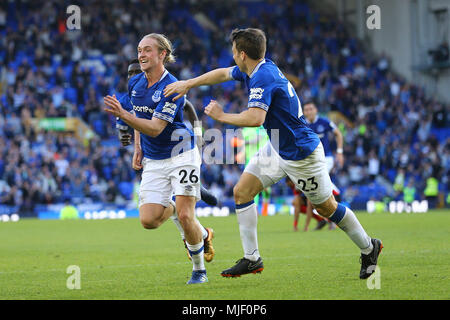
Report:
184,99,199,127
204,100,266,127
132,129,143,170
134,128,141,149
333,127,344,167
163,68,232,101
184,99,204,149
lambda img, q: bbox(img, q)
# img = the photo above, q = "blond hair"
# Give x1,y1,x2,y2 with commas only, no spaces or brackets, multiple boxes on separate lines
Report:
143,33,176,64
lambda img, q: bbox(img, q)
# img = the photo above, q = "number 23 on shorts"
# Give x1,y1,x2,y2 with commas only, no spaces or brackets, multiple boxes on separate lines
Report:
297,176,318,192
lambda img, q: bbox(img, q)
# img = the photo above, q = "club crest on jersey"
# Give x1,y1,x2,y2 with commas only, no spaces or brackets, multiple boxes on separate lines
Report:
162,102,176,115
152,90,162,102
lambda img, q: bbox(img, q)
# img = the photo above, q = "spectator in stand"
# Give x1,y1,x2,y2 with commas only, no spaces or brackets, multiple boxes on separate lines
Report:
0,0,447,212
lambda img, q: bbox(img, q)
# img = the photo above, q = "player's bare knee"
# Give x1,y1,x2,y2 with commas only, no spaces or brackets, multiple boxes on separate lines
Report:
176,208,194,226
140,217,161,229
314,206,328,218
139,206,164,229
233,185,243,203
233,184,255,204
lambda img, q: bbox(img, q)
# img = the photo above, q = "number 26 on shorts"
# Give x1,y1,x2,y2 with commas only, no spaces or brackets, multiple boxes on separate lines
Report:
179,169,199,184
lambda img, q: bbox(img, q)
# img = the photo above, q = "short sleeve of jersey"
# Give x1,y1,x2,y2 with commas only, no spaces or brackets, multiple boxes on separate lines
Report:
119,94,133,112
247,73,274,112
230,66,245,82
325,118,337,132
329,120,337,131
153,95,185,123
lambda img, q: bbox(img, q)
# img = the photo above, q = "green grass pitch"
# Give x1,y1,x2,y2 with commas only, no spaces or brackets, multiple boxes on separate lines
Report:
0,210,449,300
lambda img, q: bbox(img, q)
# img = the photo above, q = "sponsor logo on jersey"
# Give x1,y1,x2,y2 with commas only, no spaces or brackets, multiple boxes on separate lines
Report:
162,102,177,115
152,90,162,103
133,105,154,113
249,88,264,100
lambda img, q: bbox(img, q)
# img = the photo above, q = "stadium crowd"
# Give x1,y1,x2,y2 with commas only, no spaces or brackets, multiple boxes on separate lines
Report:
0,0,449,216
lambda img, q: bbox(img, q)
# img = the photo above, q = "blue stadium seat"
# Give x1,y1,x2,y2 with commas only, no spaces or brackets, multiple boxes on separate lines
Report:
93,119,105,136
64,87,78,104
102,166,112,180
77,104,85,116
64,64,74,80
218,49,233,68
431,128,450,143
118,182,133,200
387,169,397,183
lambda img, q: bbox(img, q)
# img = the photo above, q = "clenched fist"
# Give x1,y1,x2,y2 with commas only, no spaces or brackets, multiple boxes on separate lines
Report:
204,100,224,121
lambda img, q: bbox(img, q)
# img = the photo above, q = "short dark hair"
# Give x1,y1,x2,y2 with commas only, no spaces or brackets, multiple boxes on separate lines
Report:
303,99,317,107
129,59,140,66
230,28,266,60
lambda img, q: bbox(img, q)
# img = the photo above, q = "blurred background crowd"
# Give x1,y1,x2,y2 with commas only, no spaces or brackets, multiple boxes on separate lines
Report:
0,0,449,216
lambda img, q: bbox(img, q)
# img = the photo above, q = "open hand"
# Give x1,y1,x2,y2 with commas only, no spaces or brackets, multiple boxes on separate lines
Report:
104,95,125,118
163,80,190,101
336,153,344,168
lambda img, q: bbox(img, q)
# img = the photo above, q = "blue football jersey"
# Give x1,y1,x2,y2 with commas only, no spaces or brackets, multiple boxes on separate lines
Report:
116,94,133,130
230,59,319,160
306,116,336,157
128,70,194,160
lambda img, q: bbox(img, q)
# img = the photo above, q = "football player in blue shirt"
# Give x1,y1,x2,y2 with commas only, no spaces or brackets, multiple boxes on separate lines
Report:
115,59,141,146
300,101,345,231
116,60,205,151
104,33,211,284
164,28,382,280
303,101,344,170
115,59,218,263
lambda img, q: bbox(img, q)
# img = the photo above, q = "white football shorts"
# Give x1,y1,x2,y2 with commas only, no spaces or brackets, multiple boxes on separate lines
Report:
244,142,333,205
325,156,334,173
139,147,201,207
